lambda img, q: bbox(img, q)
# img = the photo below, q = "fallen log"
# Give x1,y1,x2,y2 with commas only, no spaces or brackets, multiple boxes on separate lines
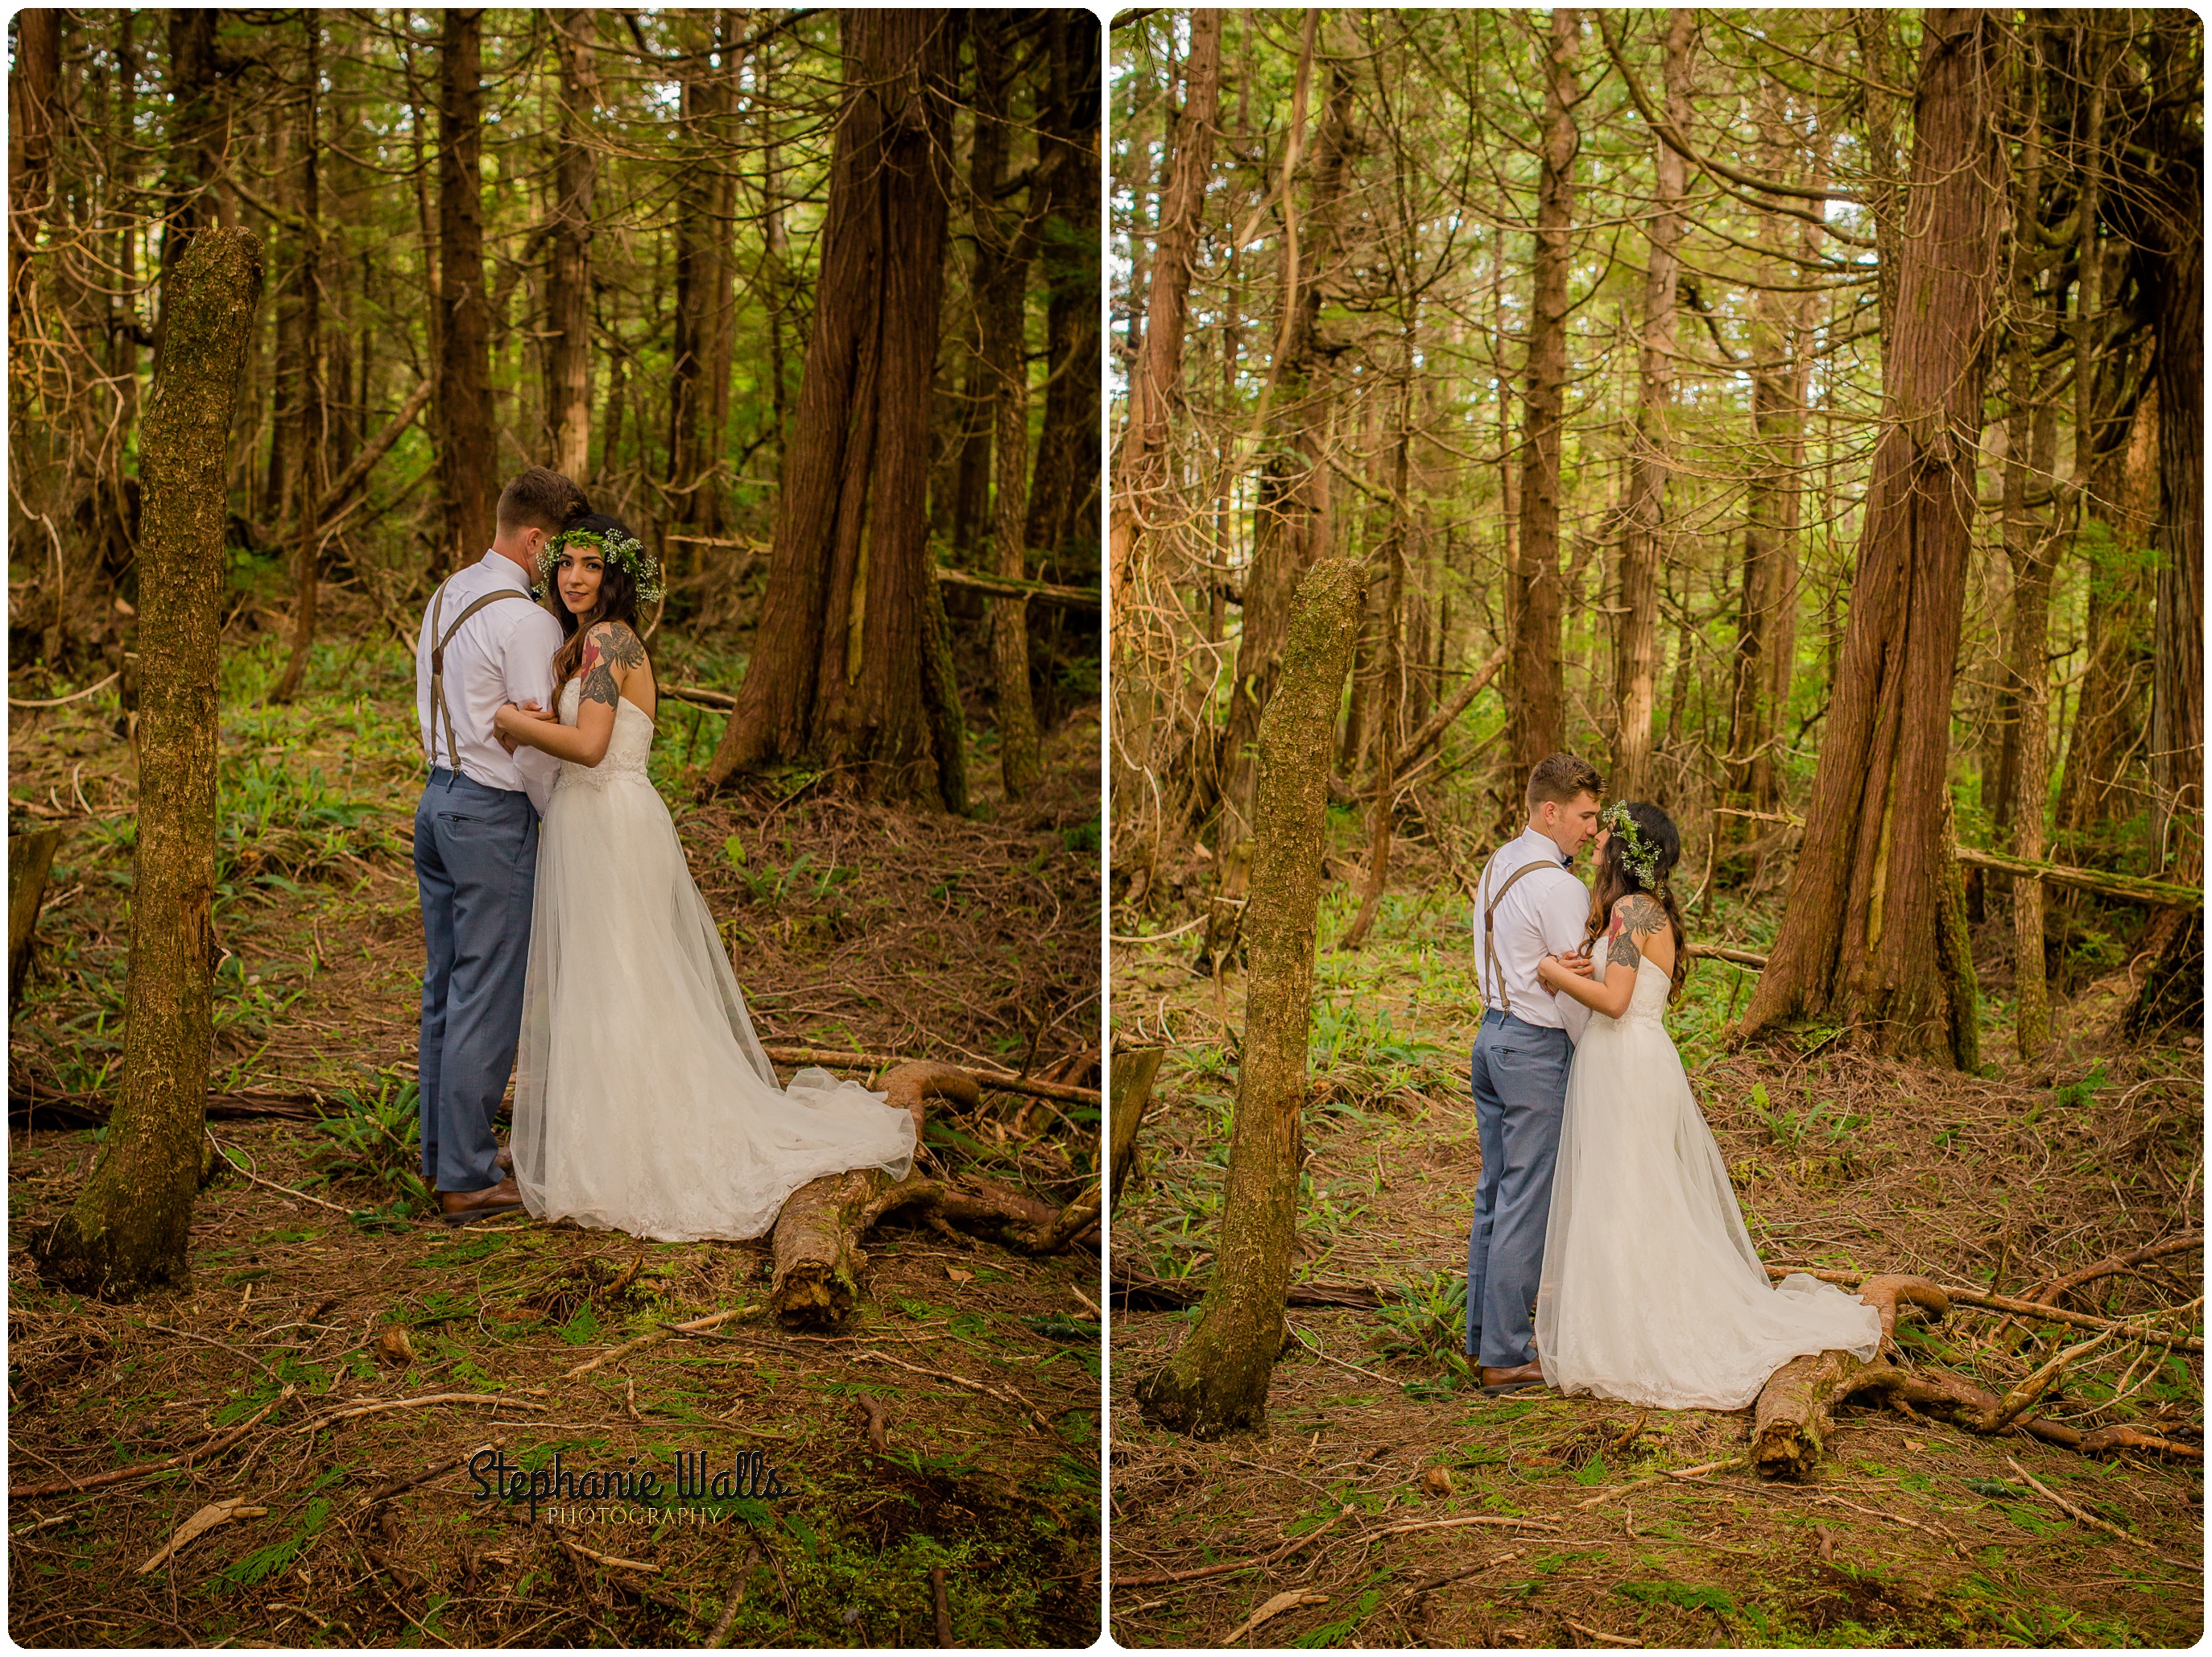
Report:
1751,1275,1950,1481
2024,1232,2202,1308
1762,1263,2205,1353
8,1078,329,1130
766,1063,1098,1328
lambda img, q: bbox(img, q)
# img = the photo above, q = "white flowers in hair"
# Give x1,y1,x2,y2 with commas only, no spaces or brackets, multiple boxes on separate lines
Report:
1602,801,1667,896
537,527,664,605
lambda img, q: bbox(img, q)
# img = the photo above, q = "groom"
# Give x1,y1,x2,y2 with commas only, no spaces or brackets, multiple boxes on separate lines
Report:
1465,753,1602,1392
411,466,590,1224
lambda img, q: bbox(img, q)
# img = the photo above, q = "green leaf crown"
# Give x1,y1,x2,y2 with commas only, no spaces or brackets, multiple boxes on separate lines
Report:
537,527,664,605
1601,800,1667,896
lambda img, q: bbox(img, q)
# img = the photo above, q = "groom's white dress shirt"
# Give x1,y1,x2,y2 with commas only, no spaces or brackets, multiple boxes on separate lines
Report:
413,549,564,815
1471,825,1592,1046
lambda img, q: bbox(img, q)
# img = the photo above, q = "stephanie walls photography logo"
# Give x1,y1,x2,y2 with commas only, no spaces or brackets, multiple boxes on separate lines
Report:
470,1445,798,1523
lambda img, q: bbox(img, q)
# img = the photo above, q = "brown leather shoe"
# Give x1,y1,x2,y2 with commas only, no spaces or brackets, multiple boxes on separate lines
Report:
439,1176,524,1226
1479,1361,1546,1395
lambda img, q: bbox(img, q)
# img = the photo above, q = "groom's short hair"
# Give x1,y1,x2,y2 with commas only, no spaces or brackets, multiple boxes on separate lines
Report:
1527,753,1602,810
496,467,592,535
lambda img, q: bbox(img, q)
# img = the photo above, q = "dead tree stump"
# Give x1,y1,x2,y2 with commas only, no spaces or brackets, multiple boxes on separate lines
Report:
1751,1275,1949,1480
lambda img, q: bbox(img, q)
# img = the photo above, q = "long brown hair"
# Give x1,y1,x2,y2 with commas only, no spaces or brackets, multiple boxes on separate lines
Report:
1582,801,1691,1002
547,514,652,693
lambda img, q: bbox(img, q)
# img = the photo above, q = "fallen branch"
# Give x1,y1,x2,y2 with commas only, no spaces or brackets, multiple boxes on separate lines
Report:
559,1535,659,1575
562,1304,754,1379
1575,1457,1747,1507
1111,1508,1356,1589
933,564,1099,609
8,1077,329,1129
1689,943,1768,969
294,1393,549,1434
1565,1619,1643,1648
356,1441,499,1510
137,1497,268,1575
2002,1455,2193,1568
1220,1589,1329,1646
207,1129,353,1214
761,1044,1099,1106
2024,1233,2203,1308
11,1384,297,1498
1762,1266,2206,1353
1112,1261,1383,1312
848,1346,1058,1436
9,669,122,709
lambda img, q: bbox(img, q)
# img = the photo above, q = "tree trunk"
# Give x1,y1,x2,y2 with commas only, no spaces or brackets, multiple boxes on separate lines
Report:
436,10,494,572
1024,10,1100,574
32,228,263,1299
1612,9,1689,801
272,14,329,707
1135,559,1361,1438
700,10,958,804
1108,10,1223,840
1341,386,1413,952
1738,10,2002,1066
973,10,1044,798
546,9,597,481
1509,7,1581,783
1219,35,1354,838
668,16,735,556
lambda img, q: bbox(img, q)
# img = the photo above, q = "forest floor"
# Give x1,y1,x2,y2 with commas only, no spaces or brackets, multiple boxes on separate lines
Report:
6,622,1103,1647
1110,846,2202,1649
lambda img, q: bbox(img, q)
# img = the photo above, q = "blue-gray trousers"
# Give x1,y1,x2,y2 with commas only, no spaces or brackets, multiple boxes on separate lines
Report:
1465,1010,1573,1367
414,770,537,1193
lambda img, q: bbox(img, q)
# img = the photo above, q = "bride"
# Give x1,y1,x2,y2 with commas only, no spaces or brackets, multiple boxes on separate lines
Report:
491,514,916,1241
1530,801,1881,1409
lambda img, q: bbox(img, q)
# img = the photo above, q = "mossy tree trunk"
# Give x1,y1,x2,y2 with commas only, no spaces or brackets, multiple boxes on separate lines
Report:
33,226,263,1299
1135,559,1360,1438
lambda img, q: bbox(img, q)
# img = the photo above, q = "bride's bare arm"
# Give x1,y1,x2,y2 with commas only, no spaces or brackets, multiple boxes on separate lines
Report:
1539,894,1670,1017
493,622,641,767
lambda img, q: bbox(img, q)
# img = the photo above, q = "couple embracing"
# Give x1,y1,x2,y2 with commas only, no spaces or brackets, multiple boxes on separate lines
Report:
1465,754,1881,1409
411,467,916,1233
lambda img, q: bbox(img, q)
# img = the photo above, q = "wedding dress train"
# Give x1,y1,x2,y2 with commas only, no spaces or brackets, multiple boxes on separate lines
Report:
511,680,917,1241
1535,953,1881,1409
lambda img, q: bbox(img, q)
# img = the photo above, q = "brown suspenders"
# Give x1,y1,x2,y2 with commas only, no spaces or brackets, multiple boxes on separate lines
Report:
1478,857,1550,1019
424,577,532,775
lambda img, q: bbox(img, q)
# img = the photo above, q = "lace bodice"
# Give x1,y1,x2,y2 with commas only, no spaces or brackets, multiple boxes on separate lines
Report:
554,678,655,791
1591,952,1672,1031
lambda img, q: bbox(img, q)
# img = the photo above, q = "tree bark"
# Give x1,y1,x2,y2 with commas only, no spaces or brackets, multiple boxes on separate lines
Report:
1219,34,1354,838
272,13,329,707
1135,560,1360,1438
668,14,736,556
436,10,494,572
1341,384,1414,952
972,10,1044,797
701,10,958,804
1612,9,1689,801
1738,10,2003,1065
1023,9,1102,572
32,227,263,1299
546,9,597,481
1509,8,1581,783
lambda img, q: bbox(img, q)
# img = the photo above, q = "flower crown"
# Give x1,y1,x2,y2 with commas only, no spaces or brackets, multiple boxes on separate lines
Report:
536,526,664,605
1602,801,1668,897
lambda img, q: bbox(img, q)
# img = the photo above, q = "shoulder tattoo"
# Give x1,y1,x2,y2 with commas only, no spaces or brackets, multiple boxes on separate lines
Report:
1619,892,1666,938
577,634,619,709
1607,919,1643,971
594,622,646,671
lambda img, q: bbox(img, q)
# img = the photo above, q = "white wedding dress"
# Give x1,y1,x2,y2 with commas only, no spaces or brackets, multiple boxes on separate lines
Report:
1535,951,1882,1409
511,681,917,1241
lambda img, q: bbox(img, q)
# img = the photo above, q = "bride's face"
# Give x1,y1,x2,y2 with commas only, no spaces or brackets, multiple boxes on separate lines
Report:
556,547,605,614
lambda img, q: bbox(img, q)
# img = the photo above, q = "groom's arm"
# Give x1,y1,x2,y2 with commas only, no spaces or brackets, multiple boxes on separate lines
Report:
502,607,564,812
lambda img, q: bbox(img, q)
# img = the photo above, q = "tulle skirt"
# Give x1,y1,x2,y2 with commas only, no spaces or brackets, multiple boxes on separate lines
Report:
511,769,916,1242
1535,1008,1882,1410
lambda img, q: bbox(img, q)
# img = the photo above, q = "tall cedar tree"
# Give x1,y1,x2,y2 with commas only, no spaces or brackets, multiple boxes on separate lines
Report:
1739,11,2003,1064
700,10,958,803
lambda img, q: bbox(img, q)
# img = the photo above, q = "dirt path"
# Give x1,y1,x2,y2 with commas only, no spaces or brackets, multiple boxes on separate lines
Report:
1109,882,2202,1648
9,634,1103,1646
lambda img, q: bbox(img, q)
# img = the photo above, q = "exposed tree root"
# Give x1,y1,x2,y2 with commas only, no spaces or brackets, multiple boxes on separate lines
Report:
766,1062,1098,1328
1751,1272,2202,1479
